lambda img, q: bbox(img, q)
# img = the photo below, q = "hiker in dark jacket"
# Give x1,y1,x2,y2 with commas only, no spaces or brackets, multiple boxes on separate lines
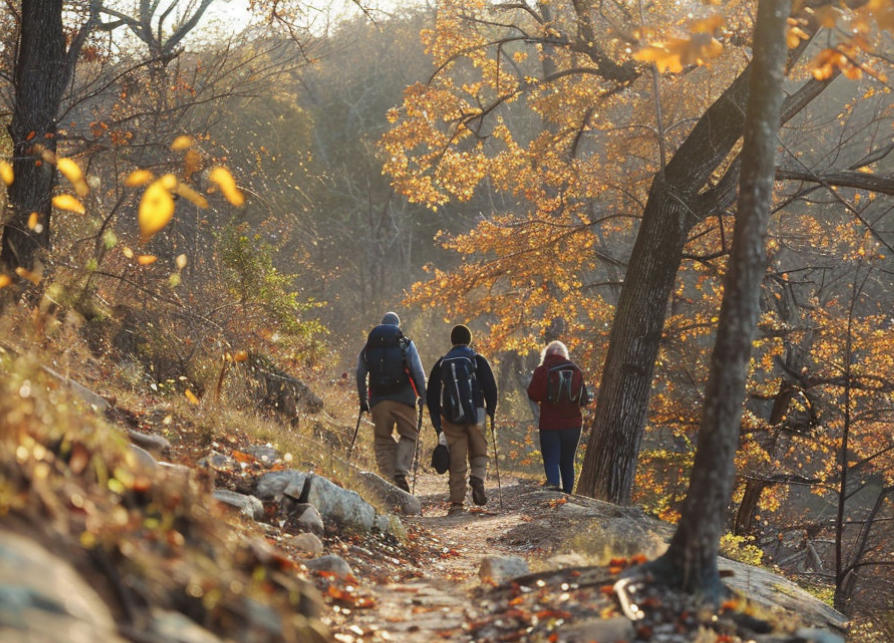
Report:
357,312,426,492
426,324,497,514
527,340,590,494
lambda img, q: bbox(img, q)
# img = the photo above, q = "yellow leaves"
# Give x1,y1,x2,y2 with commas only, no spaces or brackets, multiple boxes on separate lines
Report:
137,255,157,265
184,389,199,405
52,194,86,214
786,25,810,49
170,135,194,151
0,160,13,185
57,157,88,196
233,350,248,363
208,167,244,206
0,274,11,289
174,182,209,208
633,33,723,74
811,48,863,81
125,169,154,187
138,178,175,243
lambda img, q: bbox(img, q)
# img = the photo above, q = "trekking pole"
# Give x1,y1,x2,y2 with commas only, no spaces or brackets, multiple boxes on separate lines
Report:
489,415,503,511
411,400,423,495
347,409,365,461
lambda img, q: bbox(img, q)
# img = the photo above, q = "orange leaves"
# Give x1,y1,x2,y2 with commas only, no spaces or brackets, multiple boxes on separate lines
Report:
52,194,85,214
633,13,724,73
209,167,244,206
811,48,864,81
634,34,723,74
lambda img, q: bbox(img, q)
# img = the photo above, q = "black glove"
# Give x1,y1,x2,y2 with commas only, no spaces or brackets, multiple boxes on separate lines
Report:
360,401,369,413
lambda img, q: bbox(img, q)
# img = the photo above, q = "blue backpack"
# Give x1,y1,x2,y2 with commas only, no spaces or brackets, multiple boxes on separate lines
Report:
440,350,478,424
365,325,409,396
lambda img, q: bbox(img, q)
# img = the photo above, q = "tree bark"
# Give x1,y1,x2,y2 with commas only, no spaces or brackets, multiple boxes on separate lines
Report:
1,0,67,271
645,0,791,599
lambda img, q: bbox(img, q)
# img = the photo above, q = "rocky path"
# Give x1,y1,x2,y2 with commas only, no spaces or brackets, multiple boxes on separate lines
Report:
326,472,532,641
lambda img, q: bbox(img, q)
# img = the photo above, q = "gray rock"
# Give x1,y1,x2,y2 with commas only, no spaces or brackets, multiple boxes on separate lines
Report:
130,444,158,470
158,461,191,477
0,530,122,642
255,470,309,500
358,471,422,515
719,557,848,631
212,489,265,521
479,555,530,585
291,504,324,534
197,451,236,470
305,554,354,579
374,513,406,539
127,428,171,453
792,628,846,643
245,444,281,464
556,616,635,643
291,533,324,557
546,553,589,569
258,470,376,532
149,609,222,642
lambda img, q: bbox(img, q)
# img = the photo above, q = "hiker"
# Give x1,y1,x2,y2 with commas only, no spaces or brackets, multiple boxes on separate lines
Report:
356,312,426,492
526,340,590,494
426,324,498,514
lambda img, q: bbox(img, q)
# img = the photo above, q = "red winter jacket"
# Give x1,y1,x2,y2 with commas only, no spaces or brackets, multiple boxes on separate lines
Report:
527,353,589,431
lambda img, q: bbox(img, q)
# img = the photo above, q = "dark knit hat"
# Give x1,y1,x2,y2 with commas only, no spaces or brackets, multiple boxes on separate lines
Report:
381,311,400,326
450,324,472,346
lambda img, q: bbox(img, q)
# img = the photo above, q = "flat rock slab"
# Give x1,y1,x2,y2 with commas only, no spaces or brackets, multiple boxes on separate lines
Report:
0,530,123,642
212,489,265,521
358,471,422,515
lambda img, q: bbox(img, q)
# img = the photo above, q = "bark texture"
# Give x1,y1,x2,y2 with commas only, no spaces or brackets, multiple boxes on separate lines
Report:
1,0,67,271
649,0,791,597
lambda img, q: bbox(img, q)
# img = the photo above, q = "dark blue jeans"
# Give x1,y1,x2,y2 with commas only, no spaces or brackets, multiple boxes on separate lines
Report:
539,427,582,493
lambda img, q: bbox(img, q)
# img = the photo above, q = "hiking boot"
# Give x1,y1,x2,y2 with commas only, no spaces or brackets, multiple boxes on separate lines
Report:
393,474,410,492
447,503,465,516
470,476,487,506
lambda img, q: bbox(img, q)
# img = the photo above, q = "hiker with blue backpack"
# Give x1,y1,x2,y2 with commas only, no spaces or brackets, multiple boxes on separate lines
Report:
527,340,590,494
426,324,498,515
356,312,426,493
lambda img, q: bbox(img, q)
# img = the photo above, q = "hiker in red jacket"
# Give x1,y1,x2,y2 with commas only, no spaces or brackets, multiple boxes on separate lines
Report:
527,340,590,494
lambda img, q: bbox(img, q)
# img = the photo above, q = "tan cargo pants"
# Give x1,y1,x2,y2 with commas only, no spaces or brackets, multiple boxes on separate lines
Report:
442,416,488,504
370,399,419,479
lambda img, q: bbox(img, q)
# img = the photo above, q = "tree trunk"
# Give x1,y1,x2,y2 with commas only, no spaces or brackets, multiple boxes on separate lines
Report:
1,0,67,271
577,60,753,504
645,0,790,599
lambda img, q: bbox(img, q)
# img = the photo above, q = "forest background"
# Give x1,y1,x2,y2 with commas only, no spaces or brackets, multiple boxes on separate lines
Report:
0,0,892,638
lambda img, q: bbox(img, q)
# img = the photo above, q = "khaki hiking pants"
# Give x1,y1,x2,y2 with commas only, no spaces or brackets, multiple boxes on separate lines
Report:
443,417,488,505
370,399,418,479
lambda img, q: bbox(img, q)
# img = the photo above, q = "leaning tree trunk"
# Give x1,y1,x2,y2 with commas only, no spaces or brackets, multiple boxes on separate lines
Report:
645,0,790,599
1,0,67,271
576,13,833,504
576,63,753,503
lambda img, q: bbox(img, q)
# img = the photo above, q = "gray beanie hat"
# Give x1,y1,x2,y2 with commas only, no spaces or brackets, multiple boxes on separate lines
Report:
381,311,400,326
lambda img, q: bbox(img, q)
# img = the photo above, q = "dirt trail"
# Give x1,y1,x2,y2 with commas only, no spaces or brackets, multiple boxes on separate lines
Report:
329,472,536,642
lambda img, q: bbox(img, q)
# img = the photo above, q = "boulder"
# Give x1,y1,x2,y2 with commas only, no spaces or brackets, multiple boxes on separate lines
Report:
0,530,122,642
197,452,236,470
291,533,324,557
358,471,422,515
245,444,281,465
130,444,158,471
479,555,530,585
127,428,171,454
148,609,222,642
288,504,325,535
212,489,265,521
305,554,354,580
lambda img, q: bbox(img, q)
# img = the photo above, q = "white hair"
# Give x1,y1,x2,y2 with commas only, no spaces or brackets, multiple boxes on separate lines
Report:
540,340,569,365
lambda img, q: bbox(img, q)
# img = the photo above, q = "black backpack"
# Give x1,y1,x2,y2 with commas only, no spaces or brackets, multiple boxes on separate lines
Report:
440,351,478,424
546,362,589,405
365,325,409,396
